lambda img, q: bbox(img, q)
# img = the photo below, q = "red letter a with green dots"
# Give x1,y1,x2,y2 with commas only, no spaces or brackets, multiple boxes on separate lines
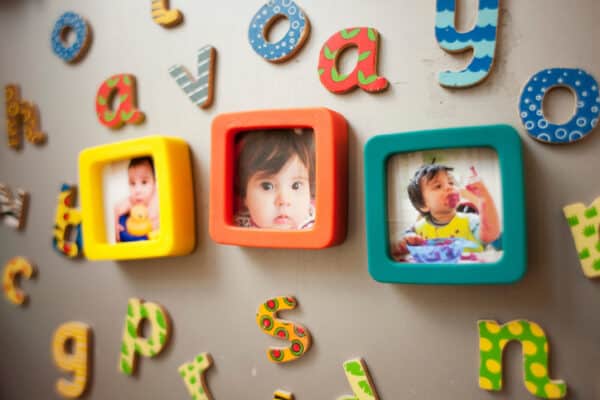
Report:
95,74,145,129
256,296,311,363
318,27,389,94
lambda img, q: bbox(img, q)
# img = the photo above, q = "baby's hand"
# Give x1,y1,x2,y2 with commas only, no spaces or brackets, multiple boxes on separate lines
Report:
464,180,490,199
391,234,426,259
115,224,125,242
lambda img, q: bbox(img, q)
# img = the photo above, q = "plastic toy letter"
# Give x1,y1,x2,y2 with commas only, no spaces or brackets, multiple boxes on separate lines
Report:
318,28,389,94
52,322,91,398
274,390,294,400
151,0,183,27
4,84,46,149
119,298,171,376
435,0,499,87
338,358,380,400
248,0,310,63
178,353,213,400
563,197,600,278
52,184,83,258
0,183,28,229
478,320,567,399
51,12,91,63
519,68,600,144
95,74,145,129
3,257,35,305
168,46,216,109
256,296,311,363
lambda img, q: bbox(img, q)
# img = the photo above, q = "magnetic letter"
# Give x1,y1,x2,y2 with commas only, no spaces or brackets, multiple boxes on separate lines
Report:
435,0,499,87
168,46,217,109
274,390,294,400
4,85,46,149
151,0,183,27
318,28,388,94
519,68,599,144
248,0,311,63
52,184,83,258
2,257,35,305
178,353,213,400
0,183,28,229
478,320,567,399
256,296,311,363
119,298,171,375
52,322,91,398
51,12,91,63
95,74,145,129
338,358,380,400
563,197,600,278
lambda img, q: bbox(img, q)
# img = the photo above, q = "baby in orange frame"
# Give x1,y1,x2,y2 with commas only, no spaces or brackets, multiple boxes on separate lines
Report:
234,129,315,230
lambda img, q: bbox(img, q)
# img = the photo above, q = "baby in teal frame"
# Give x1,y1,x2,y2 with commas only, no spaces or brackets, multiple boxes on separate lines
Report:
364,125,526,284
391,161,501,263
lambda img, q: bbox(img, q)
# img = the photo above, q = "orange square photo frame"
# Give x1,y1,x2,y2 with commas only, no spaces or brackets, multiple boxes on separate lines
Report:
209,108,348,248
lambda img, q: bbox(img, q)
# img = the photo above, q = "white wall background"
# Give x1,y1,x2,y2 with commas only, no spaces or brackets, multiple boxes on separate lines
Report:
1,0,599,399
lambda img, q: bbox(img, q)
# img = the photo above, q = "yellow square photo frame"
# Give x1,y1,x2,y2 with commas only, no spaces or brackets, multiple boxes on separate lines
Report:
79,136,195,260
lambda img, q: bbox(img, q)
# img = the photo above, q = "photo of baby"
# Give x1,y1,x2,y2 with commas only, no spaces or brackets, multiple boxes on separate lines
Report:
103,156,160,243
387,148,503,264
234,128,315,230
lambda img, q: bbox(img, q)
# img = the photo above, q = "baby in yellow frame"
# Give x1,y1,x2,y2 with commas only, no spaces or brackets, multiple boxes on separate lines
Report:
113,157,159,242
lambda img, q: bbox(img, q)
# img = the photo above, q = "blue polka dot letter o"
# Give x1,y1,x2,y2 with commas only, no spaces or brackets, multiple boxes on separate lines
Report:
51,12,90,63
248,0,310,63
519,68,600,144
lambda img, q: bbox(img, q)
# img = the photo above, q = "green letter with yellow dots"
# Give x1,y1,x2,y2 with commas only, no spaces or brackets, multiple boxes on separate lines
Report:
478,320,567,399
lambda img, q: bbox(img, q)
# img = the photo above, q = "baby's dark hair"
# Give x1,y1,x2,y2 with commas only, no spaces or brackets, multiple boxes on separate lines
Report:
128,156,155,176
236,129,315,198
407,164,454,218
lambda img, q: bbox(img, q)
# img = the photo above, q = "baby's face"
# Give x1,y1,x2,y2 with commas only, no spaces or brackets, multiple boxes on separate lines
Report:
244,155,311,229
420,170,459,217
128,162,155,206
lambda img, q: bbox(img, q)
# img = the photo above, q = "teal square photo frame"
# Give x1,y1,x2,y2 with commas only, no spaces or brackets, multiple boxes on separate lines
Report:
364,125,527,284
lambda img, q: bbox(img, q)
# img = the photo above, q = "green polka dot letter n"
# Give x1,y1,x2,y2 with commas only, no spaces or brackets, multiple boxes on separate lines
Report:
563,197,600,278
119,298,171,376
478,320,567,399
256,296,311,363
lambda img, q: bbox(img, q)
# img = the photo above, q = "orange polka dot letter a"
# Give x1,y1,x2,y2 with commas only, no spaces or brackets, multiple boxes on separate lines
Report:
318,28,389,94
256,296,311,363
478,320,567,399
95,74,145,129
